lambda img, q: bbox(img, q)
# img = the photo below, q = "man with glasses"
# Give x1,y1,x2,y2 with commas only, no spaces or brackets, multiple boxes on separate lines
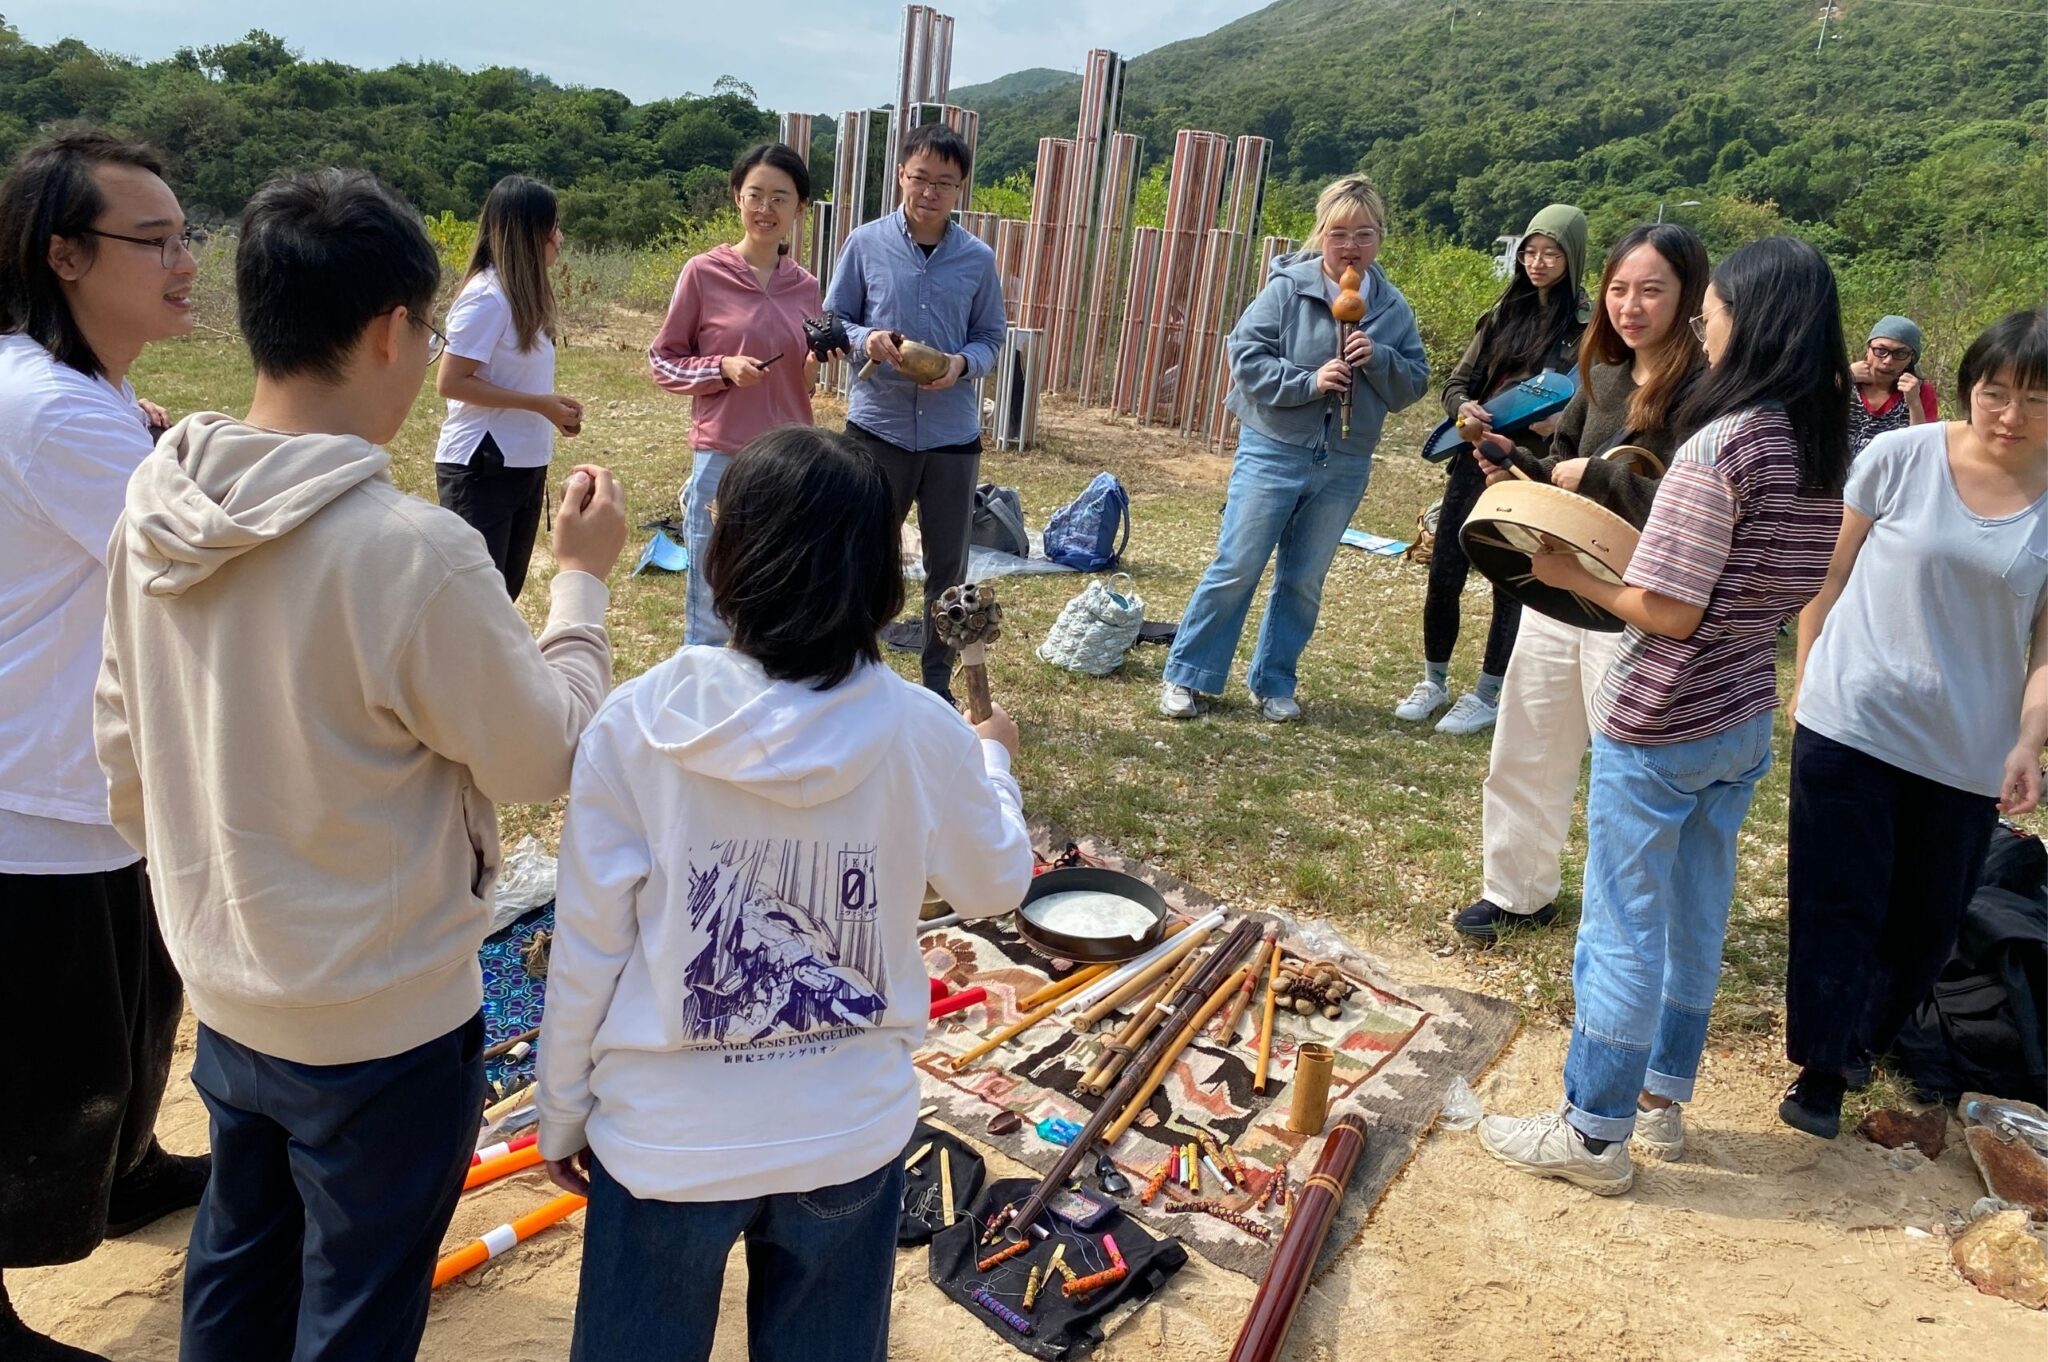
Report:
1848,314,1938,455
823,123,1006,701
0,129,206,1361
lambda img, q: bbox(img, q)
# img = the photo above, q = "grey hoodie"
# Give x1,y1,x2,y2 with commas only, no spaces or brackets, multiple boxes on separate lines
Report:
536,646,1031,1202
1224,253,1431,458
96,412,613,1065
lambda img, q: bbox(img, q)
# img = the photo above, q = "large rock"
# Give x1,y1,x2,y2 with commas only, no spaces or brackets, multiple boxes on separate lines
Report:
1857,1107,1949,1159
1951,1209,2048,1309
1965,1125,2048,1220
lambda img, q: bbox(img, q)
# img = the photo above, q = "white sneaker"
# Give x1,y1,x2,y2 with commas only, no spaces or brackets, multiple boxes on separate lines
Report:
1477,1112,1635,1195
1393,679,1450,722
1435,692,1499,735
1159,683,1202,719
1255,694,1302,723
1633,1101,1685,1161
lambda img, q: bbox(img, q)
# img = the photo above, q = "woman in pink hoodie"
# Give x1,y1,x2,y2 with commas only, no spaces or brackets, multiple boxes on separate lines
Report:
649,143,826,646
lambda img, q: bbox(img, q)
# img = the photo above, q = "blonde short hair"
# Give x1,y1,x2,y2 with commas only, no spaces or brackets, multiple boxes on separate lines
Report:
1303,176,1387,253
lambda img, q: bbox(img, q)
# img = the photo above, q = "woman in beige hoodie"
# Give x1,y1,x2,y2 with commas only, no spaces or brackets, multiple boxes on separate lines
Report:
95,169,627,1362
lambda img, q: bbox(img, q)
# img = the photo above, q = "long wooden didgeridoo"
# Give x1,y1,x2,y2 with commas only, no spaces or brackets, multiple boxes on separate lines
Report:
1078,943,1211,1094
1225,1114,1369,1362
1104,962,1255,1144
1001,917,1264,1237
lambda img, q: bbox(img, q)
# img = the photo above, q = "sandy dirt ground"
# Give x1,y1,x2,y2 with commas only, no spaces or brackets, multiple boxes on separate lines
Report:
18,951,2046,1362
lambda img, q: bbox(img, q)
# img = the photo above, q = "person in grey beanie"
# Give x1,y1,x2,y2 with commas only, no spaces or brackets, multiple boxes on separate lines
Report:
1849,314,1937,455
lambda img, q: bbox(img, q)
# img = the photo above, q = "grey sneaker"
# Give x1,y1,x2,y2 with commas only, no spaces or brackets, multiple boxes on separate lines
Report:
1158,682,1202,719
1394,679,1450,722
1633,1101,1685,1161
1255,694,1302,723
1477,1112,1634,1195
1435,692,1499,736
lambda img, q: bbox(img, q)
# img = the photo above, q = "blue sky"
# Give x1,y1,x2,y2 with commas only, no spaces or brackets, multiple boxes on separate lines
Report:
6,1,1270,112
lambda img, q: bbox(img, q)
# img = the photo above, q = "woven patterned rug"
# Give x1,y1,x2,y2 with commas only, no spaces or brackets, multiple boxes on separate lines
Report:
916,830,1518,1280
480,903,554,1095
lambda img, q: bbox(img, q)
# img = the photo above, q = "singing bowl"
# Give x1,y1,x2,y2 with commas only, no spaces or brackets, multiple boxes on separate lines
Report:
1460,479,1639,631
1014,867,1168,965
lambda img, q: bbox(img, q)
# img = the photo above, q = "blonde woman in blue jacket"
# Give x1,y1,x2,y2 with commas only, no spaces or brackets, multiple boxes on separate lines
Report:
1160,176,1429,721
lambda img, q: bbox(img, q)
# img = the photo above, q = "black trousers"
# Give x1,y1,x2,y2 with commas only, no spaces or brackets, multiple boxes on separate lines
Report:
435,433,549,599
1423,452,1522,676
0,861,181,1267
1785,726,1999,1075
847,421,981,696
181,1015,485,1362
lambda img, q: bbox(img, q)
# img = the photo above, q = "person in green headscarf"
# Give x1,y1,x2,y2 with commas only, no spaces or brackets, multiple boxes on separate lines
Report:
1395,203,1592,737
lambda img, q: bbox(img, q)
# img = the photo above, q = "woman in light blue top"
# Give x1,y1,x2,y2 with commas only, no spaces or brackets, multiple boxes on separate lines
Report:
1158,175,1429,723
1782,308,2048,1138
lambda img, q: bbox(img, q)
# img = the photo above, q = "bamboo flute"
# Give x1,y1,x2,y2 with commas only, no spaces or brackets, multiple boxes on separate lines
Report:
1057,914,1212,1016
955,966,1110,1071
1225,1114,1369,1362
1105,961,1254,1143
1078,943,1211,1093
1213,924,1277,1042
1252,945,1282,1094
1018,962,1115,1012
1074,922,1213,1027
1002,917,1263,1236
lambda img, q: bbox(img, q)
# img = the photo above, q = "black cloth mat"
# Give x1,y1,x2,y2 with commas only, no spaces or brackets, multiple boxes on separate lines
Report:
884,618,924,653
897,1121,986,1245
928,1176,1186,1360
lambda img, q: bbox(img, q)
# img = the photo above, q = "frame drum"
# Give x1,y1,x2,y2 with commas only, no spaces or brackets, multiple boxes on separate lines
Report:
1460,479,1640,632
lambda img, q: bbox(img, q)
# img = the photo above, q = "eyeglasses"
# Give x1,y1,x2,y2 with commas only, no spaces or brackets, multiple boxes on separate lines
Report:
423,320,447,363
902,172,962,198
80,226,195,269
1688,305,1727,343
1324,228,1382,247
1867,342,1915,363
739,190,796,211
1973,387,2048,417
1520,247,1565,267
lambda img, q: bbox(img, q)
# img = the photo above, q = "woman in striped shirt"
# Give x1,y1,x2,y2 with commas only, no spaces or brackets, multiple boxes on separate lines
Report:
1478,238,1853,1194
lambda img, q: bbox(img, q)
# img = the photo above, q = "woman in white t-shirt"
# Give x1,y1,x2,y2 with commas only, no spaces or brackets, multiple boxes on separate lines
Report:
1782,309,2048,1139
435,175,583,597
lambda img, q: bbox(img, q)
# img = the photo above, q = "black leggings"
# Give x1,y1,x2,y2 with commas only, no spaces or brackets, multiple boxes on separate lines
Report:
1423,452,1522,676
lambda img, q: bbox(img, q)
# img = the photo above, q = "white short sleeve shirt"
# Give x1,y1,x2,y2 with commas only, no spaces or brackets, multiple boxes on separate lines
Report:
433,269,558,468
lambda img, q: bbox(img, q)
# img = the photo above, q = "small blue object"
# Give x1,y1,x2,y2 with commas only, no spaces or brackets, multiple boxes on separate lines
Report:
1340,528,1409,557
1035,1117,1083,1146
1420,368,1578,462
633,527,688,576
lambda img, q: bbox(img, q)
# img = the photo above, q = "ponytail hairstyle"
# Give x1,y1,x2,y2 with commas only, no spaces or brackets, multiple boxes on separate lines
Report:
731,143,811,257
466,175,557,352
1580,222,1710,437
1677,236,1852,495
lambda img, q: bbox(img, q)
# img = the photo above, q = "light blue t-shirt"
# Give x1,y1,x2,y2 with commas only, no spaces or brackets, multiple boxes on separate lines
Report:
1798,423,2048,796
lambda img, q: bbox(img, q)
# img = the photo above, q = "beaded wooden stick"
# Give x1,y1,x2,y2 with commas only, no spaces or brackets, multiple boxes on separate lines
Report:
1140,1160,1170,1205
972,1288,1033,1336
1164,1199,1273,1241
1063,1264,1128,1298
976,1238,1032,1273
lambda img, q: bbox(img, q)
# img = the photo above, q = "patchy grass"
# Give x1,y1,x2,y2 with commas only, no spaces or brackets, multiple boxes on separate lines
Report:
129,326,2012,1078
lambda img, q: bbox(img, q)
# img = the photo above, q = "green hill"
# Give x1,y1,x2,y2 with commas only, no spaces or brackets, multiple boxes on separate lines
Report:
948,66,1079,107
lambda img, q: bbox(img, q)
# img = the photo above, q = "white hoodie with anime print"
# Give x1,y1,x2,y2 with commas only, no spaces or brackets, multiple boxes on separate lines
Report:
536,647,1031,1201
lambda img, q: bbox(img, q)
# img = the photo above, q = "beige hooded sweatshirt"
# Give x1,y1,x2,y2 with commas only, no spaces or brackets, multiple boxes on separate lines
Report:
95,413,612,1065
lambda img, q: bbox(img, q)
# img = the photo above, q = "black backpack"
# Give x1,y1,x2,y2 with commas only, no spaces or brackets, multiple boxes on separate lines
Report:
1893,831,2048,1105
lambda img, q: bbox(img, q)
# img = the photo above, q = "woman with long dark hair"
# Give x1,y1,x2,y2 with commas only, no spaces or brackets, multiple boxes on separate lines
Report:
1454,222,1710,946
649,142,827,648
1782,309,2048,1138
1479,237,1851,1193
1394,204,1590,736
435,174,581,598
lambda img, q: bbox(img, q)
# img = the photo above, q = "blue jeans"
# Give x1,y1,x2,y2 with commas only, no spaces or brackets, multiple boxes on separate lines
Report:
571,1155,904,1362
181,1016,485,1362
1163,426,1372,700
1563,711,1774,1141
684,448,731,647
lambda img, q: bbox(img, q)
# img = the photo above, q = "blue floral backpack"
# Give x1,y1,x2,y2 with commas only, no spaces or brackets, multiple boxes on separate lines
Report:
1042,472,1131,572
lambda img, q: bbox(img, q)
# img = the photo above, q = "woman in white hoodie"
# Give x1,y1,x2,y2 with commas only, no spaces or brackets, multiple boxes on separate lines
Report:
538,426,1032,1362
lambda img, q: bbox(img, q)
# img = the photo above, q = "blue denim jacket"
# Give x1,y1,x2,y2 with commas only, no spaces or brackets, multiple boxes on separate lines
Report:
823,211,1007,451
1224,253,1430,458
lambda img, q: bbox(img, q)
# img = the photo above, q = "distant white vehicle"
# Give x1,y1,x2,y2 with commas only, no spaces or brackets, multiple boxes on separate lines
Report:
1492,234,1520,279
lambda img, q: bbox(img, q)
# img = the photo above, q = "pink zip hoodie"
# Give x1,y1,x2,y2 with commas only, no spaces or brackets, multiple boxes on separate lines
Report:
648,244,823,455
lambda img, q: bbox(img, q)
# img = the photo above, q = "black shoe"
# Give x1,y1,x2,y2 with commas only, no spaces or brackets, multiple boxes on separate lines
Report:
0,1276,110,1362
1453,898,1558,943
1845,1061,1874,1093
104,1143,211,1238
1777,1070,1845,1140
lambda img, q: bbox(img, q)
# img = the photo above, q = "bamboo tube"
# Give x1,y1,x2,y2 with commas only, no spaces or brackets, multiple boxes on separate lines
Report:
951,987,1076,1071
1079,943,1211,1093
1252,945,1282,1094
1289,1043,1335,1135
432,1192,586,1288
1018,963,1115,1012
1056,915,1208,1016
1105,962,1255,1143
483,1083,535,1124
1213,926,1277,1043
1074,924,1212,1028
463,1142,544,1192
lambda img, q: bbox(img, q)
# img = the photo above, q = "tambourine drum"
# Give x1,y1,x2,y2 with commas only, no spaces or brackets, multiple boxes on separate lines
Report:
1460,479,1640,632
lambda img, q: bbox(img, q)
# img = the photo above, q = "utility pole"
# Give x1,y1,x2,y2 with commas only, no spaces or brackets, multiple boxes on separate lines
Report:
1816,1,1837,52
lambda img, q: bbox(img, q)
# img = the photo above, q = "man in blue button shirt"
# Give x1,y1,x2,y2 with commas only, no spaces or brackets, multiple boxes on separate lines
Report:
824,123,1006,700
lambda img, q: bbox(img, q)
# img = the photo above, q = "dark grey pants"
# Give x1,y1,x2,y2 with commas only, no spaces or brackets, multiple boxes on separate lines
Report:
435,433,549,600
847,422,981,696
